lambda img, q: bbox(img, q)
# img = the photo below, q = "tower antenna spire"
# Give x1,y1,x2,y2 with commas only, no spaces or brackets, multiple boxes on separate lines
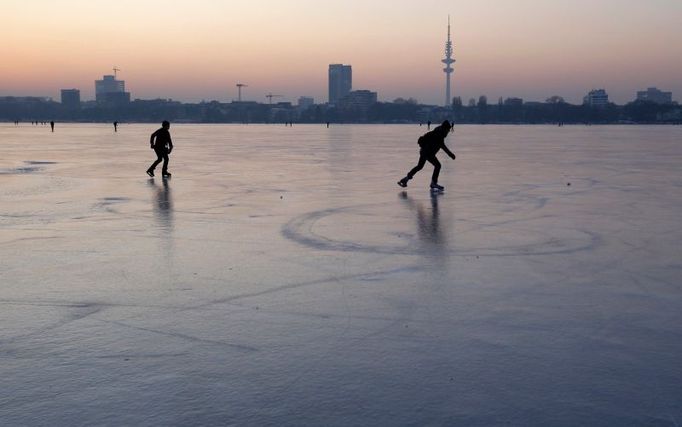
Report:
442,15,455,108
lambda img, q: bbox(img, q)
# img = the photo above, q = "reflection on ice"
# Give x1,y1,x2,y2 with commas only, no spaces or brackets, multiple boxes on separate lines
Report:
149,177,173,230
399,191,447,252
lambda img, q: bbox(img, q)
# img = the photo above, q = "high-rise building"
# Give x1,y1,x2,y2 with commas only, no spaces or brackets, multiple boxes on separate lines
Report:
95,74,130,104
442,16,455,108
636,87,673,104
328,64,352,104
60,89,81,109
583,89,609,107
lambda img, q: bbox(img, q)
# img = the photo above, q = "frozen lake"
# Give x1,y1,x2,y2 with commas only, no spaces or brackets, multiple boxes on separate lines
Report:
1,123,681,426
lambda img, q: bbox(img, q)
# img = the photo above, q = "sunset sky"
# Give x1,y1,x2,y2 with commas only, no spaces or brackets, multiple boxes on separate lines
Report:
2,0,681,105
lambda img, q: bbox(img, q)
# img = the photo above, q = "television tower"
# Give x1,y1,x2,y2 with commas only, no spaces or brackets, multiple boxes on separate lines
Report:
236,83,248,102
442,15,455,108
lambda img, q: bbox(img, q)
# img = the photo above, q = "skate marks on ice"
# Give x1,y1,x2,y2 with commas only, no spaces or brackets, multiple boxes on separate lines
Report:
0,301,106,347
0,264,423,357
93,197,133,214
185,263,424,312
0,160,57,175
282,186,600,257
96,318,259,353
0,298,259,356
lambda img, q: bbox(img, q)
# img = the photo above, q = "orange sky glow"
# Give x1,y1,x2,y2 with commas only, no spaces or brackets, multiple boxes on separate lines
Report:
2,0,681,104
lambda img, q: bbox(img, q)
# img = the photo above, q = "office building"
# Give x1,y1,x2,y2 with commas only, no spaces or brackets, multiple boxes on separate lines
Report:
583,89,609,107
328,64,352,104
504,97,523,106
298,96,315,110
636,87,672,104
99,92,131,104
337,90,377,111
60,89,81,109
95,74,130,104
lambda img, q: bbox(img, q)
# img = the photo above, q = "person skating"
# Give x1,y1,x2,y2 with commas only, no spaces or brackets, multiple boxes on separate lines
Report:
146,120,173,178
397,120,455,191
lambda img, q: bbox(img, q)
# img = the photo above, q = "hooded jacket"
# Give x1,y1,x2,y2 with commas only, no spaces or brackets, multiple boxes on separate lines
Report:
418,124,455,158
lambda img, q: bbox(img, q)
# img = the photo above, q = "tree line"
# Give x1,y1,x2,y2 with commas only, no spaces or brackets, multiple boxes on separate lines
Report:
1,97,680,124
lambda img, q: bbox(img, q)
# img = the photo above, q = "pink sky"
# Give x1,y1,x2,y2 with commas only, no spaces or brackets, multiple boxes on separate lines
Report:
2,0,681,104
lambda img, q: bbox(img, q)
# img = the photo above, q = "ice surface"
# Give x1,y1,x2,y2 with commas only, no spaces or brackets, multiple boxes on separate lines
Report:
1,123,681,426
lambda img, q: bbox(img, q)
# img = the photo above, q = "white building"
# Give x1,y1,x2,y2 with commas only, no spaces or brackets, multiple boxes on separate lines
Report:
583,89,609,107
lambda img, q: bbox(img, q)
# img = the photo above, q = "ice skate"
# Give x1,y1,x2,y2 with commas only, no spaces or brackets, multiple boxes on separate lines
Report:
146,169,154,177
430,182,444,192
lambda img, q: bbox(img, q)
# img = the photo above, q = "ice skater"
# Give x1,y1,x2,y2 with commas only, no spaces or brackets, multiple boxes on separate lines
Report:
50,121,54,132
113,121,118,132
397,120,456,191
146,120,173,178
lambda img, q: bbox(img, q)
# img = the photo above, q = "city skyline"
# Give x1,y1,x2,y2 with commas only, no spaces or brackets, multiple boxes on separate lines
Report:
2,0,681,104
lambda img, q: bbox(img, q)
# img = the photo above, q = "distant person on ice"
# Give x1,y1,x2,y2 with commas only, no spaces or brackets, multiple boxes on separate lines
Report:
146,120,173,178
50,121,54,132
397,120,455,191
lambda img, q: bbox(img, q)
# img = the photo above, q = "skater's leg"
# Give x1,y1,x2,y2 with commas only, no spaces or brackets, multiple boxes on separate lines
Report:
399,152,428,187
148,149,166,176
149,152,163,171
161,153,169,174
427,157,445,190
407,154,427,179
427,157,441,183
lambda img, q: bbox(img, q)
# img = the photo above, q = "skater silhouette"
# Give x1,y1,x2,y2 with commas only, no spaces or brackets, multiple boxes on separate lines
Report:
50,121,54,132
113,121,118,132
146,120,173,178
397,120,455,191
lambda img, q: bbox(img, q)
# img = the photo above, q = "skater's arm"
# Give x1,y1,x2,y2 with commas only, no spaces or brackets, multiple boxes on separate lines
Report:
167,134,173,153
149,130,158,148
441,143,456,160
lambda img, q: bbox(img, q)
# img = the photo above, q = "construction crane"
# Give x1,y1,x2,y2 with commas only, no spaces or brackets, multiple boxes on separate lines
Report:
236,83,248,102
265,93,283,104
113,67,121,79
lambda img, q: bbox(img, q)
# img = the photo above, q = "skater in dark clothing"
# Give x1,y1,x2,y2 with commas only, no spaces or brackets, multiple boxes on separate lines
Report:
146,120,173,178
397,120,455,191
50,121,54,132
113,121,118,132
